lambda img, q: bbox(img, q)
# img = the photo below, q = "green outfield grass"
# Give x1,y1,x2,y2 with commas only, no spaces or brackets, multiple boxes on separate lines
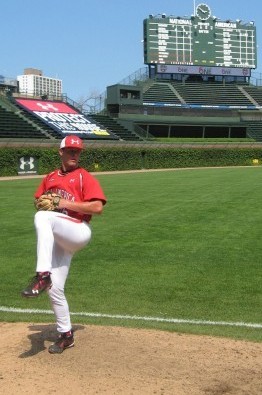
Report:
0,167,261,342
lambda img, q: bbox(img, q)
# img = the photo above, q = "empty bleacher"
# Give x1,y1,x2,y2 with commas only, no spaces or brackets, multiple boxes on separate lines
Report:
0,94,142,142
143,82,182,105
11,99,60,139
246,121,262,141
0,94,57,140
87,114,143,141
129,78,262,141
241,86,262,106
141,80,258,108
0,104,51,139
2,74,262,142
169,82,255,107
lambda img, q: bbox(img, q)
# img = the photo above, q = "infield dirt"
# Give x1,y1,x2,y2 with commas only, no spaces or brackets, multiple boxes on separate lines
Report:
0,322,261,395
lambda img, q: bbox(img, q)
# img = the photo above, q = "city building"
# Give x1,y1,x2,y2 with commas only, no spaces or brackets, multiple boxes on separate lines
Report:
17,68,62,98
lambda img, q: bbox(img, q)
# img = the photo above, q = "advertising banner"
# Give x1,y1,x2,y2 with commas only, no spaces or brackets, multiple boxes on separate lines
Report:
156,65,251,77
15,99,117,139
18,156,38,175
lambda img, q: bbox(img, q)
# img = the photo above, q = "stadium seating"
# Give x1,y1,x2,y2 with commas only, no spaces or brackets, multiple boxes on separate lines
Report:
87,114,143,141
121,79,262,140
0,94,142,141
246,121,262,141
0,103,51,139
1,73,262,141
143,82,182,105
241,86,262,106
169,81,255,107
140,80,262,109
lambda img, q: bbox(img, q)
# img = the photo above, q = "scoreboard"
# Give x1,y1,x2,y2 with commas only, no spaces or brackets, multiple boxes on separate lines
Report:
143,3,257,69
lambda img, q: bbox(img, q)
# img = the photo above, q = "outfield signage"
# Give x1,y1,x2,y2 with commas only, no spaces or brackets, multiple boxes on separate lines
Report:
15,99,116,139
156,65,251,77
18,156,38,175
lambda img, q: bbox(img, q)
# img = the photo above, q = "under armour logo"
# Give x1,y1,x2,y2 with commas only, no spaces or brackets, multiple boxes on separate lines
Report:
36,102,59,111
32,289,39,294
20,156,35,170
70,138,80,145
69,179,75,183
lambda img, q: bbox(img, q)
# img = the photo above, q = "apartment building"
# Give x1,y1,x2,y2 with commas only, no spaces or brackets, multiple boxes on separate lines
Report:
17,68,62,97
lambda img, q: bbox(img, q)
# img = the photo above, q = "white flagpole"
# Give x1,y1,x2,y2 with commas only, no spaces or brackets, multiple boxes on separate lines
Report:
193,0,196,15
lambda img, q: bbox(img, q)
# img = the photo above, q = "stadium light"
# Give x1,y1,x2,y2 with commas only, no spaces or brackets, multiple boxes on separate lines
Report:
250,21,255,25
162,13,166,18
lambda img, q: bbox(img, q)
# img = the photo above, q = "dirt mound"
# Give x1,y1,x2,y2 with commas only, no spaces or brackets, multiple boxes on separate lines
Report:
0,322,261,394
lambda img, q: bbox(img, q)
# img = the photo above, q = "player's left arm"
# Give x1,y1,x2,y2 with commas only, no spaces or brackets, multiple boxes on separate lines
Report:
58,198,104,215
58,171,106,215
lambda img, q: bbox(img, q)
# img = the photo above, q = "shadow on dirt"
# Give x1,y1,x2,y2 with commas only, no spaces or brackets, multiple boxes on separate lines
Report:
19,323,85,358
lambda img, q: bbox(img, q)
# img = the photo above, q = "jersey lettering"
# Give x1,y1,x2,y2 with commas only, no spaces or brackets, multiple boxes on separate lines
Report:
34,167,106,222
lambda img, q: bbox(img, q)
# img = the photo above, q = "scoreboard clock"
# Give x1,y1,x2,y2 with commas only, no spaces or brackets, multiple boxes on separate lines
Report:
143,4,257,69
196,4,211,21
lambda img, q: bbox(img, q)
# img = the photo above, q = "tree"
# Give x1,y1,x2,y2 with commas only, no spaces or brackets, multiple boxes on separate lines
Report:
76,90,104,114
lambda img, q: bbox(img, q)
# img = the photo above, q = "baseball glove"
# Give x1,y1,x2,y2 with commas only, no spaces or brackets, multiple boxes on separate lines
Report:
35,192,61,211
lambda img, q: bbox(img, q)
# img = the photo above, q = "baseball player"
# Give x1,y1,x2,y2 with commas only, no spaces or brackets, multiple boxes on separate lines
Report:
21,135,107,354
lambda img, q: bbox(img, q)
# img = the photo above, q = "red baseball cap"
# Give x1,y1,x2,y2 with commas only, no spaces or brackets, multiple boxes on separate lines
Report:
60,135,84,150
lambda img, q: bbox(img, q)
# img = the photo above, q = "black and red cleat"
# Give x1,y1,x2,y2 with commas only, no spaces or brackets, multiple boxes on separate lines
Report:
48,330,75,354
21,272,52,297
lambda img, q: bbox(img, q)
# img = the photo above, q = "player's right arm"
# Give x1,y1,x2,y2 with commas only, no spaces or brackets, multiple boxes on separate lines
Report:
34,176,49,198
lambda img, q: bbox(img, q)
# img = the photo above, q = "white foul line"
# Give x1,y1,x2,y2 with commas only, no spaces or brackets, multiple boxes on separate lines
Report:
0,306,261,329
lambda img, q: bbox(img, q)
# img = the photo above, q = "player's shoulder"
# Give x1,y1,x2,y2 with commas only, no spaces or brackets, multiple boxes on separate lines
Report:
76,167,92,177
77,167,99,184
45,170,58,179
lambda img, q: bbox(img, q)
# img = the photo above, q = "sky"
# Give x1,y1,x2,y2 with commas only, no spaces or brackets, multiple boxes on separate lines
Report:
1,0,262,101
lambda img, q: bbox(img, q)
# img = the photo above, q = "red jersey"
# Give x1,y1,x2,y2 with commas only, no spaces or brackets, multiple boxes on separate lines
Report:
35,167,107,222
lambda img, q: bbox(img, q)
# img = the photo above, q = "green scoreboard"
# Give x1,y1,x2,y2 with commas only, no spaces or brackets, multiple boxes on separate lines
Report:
143,3,257,69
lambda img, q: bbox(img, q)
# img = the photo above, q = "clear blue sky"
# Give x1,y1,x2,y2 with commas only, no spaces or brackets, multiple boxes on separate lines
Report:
1,0,261,101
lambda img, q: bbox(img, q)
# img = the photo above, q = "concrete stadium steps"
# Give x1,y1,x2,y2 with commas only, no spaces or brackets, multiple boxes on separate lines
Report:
0,104,51,139
11,102,59,139
87,114,142,141
143,82,182,104
168,82,255,107
241,86,262,106
0,95,57,140
246,121,262,141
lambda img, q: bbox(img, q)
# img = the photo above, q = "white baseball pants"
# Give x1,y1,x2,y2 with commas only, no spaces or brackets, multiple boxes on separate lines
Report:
34,211,92,333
